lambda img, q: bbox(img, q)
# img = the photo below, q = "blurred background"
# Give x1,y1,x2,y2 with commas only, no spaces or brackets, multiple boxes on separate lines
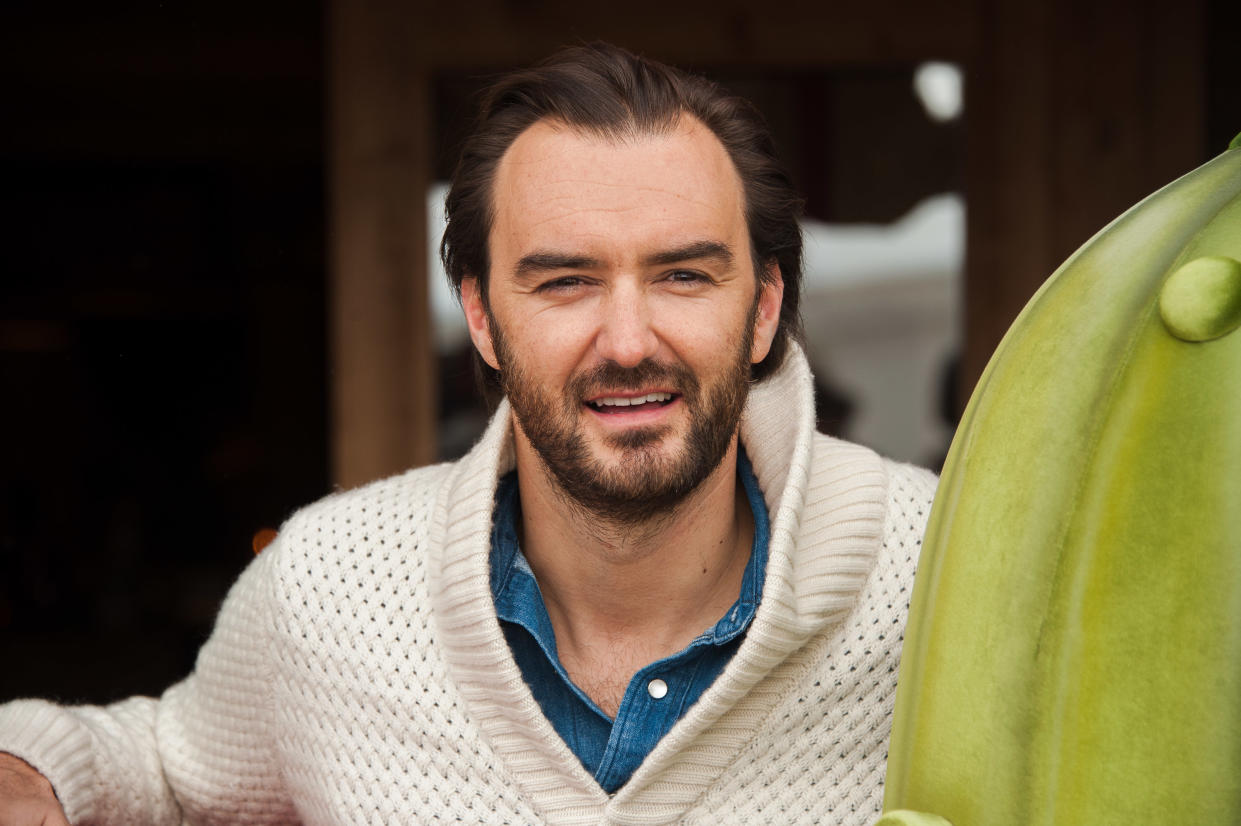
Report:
1,0,1237,702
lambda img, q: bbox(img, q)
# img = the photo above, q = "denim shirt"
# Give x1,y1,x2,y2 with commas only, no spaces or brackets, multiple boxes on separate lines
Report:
489,450,770,793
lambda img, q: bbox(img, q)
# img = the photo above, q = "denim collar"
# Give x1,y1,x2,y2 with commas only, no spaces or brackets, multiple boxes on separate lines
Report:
490,448,769,656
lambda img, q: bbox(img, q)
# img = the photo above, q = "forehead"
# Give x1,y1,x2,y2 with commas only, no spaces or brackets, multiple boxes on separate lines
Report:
489,117,747,264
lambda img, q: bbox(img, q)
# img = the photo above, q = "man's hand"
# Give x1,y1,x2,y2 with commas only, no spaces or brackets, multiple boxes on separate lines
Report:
0,753,69,825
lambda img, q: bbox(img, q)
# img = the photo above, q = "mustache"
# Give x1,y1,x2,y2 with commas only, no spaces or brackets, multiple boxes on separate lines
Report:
567,359,700,400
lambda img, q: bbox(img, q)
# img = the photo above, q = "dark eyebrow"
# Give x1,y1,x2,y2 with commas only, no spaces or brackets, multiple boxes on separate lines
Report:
643,240,735,268
514,251,602,280
512,240,735,281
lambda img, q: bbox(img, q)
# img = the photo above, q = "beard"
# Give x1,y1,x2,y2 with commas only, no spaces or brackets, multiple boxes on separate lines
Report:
492,315,756,526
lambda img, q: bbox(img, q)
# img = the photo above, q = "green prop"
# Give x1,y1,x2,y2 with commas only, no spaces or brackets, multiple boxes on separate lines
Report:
879,141,1241,824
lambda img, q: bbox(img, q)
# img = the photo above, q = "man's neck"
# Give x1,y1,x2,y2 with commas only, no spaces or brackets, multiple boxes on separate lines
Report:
511,434,755,714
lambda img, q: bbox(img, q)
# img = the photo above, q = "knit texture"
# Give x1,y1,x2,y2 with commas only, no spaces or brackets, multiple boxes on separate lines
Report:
0,346,937,825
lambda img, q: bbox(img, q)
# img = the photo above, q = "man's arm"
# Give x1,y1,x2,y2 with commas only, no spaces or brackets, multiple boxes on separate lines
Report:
0,542,296,825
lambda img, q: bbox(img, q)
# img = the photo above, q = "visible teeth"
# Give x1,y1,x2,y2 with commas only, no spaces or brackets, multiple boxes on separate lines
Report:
592,392,672,408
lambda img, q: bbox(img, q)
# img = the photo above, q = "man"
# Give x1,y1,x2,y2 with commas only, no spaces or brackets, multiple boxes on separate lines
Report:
0,43,936,825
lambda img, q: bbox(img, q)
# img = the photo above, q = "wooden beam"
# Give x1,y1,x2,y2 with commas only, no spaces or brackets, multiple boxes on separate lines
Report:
408,0,979,66
328,0,436,488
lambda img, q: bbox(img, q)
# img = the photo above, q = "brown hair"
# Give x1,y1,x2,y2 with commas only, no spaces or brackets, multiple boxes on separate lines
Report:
441,42,804,403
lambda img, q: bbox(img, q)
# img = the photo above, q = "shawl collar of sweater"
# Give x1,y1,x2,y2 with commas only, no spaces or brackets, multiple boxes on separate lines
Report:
427,344,887,825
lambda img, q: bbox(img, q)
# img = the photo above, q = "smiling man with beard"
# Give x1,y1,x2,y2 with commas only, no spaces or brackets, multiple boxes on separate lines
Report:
476,116,762,529
0,43,938,826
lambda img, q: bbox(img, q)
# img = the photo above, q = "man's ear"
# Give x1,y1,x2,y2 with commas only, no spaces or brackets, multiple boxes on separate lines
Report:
461,276,500,370
750,263,784,364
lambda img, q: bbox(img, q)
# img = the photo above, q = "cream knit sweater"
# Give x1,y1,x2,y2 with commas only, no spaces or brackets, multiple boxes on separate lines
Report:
0,347,937,825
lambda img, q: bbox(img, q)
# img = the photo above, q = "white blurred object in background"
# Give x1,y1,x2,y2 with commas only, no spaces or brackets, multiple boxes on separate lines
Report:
914,62,964,123
801,193,963,464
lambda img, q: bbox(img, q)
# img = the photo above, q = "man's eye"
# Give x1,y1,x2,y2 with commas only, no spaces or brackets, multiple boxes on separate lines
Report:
667,270,709,284
538,276,585,292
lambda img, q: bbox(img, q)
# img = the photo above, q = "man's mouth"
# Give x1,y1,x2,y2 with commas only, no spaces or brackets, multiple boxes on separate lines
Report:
586,392,677,413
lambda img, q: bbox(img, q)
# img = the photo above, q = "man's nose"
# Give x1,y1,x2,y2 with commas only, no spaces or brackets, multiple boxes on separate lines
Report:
594,289,659,368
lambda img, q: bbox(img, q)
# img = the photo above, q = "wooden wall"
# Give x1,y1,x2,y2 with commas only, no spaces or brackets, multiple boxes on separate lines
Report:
0,0,1221,701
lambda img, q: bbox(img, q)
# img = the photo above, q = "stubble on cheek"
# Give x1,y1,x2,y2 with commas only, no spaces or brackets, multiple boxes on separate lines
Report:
488,313,755,526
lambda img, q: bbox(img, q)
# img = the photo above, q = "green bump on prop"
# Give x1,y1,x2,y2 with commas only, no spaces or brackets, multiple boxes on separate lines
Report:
1231,131,1241,150
873,811,954,826
1159,255,1241,341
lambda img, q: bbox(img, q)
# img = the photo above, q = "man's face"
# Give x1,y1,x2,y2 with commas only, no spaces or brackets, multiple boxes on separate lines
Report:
462,117,782,520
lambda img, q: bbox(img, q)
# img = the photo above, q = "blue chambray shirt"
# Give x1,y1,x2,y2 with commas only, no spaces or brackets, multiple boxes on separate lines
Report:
489,450,770,793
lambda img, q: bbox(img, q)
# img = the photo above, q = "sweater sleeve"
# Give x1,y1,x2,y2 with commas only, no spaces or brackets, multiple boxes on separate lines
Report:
0,541,297,825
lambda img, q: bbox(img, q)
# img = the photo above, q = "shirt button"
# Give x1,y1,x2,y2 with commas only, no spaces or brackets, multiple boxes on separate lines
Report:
647,678,668,699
